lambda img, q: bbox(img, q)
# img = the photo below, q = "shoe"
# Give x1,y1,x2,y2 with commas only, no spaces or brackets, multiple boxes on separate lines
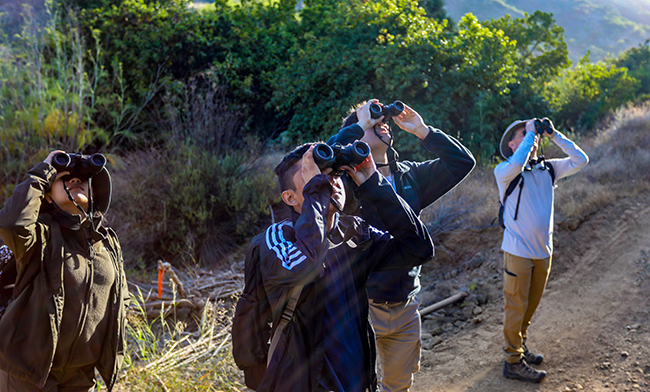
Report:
523,343,544,365
503,359,547,383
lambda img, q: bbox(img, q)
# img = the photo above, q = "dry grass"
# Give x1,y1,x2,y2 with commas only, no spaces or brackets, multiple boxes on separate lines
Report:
114,286,245,392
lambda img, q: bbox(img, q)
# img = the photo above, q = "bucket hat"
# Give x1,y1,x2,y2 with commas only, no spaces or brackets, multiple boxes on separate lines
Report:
499,120,528,159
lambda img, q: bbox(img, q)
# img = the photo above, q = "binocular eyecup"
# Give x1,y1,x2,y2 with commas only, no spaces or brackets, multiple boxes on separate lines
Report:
370,100,405,123
313,141,370,175
534,119,553,135
52,152,107,181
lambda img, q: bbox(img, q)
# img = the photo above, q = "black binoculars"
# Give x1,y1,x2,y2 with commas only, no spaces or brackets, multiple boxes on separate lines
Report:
370,101,405,123
534,119,553,135
313,141,370,175
52,152,107,181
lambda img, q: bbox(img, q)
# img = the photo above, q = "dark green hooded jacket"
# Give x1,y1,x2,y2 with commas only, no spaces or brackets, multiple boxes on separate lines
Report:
0,162,129,390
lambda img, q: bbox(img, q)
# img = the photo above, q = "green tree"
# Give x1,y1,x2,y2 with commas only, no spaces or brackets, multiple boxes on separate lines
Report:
545,54,639,132
419,0,449,22
486,11,569,81
615,40,650,101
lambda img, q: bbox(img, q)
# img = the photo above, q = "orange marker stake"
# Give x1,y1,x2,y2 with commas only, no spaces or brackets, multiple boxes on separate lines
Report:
158,267,165,299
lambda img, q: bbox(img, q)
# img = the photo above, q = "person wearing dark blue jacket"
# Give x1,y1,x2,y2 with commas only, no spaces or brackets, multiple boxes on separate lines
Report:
252,100,434,392
329,99,475,391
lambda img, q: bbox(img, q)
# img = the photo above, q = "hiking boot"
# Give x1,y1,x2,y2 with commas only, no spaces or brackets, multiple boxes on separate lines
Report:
523,343,544,365
503,359,547,383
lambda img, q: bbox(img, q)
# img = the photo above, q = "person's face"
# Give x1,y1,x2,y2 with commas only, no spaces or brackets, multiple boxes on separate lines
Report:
285,163,345,216
361,122,391,154
46,176,90,216
508,126,538,155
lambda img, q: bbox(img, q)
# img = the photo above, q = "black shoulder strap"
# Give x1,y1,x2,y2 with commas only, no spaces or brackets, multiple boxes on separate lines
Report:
268,284,303,366
547,161,556,184
503,173,524,204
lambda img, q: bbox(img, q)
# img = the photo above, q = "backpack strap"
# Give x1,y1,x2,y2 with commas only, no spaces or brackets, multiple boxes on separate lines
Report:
267,284,304,366
503,174,524,211
546,161,556,184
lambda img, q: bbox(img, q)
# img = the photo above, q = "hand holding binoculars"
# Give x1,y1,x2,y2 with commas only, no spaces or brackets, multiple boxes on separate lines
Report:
534,118,554,135
52,152,107,181
312,141,370,176
370,101,405,123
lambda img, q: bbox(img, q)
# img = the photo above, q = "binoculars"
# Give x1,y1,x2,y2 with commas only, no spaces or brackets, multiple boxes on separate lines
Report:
313,141,370,175
534,119,553,135
370,101,404,123
52,152,107,181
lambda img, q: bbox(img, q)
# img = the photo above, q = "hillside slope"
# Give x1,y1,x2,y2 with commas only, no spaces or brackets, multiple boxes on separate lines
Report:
413,193,650,391
444,0,650,62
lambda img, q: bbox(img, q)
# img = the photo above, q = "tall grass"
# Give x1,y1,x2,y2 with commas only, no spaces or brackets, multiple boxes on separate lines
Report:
0,3,108,199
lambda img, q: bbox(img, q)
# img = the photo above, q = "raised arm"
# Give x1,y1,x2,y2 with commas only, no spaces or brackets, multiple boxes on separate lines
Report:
261,163,334,288
0,162,56,261
355,172,434,272
547,130,589,180
409,127,476,207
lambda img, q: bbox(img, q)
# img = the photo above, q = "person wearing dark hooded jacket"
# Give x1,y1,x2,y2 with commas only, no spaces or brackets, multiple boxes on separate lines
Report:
328,99,475,391
250,100,434,392
0,150,129,391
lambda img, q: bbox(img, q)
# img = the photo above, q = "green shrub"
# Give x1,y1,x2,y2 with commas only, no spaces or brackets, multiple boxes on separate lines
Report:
615,40,650,100
110,75,279,267
544,54,639,132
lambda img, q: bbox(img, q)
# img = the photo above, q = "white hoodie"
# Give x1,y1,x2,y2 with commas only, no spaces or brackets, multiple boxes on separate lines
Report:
494,130,589,259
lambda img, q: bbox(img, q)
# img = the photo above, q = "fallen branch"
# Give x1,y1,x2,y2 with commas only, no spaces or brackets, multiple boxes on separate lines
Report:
420,290,469,316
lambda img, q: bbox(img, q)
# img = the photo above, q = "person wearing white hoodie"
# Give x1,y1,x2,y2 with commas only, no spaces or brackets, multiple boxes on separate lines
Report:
494,118,589,383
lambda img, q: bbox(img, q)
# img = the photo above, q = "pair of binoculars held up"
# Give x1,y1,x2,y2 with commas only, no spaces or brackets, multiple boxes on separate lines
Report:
52,152,107,181
313,141,370,175
534,119,553,135
370,101,405,123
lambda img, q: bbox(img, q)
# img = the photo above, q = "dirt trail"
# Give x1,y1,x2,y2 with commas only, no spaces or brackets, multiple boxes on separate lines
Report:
412,194,650,392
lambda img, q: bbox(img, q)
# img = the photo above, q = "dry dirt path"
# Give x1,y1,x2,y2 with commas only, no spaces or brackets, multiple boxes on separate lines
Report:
412,194,650,392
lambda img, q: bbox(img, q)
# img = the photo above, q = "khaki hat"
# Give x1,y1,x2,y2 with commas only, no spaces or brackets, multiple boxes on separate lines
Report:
499,120,528,159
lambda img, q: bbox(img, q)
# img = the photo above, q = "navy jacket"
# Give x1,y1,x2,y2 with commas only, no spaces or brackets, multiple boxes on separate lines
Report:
328,124,475,302
253,172,433,391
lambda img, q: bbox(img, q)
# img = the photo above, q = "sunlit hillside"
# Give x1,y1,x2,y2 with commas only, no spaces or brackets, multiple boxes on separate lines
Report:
444,0,650,62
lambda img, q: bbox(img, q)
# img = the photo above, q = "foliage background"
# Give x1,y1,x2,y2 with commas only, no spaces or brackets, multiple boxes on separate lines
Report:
1,0,649,266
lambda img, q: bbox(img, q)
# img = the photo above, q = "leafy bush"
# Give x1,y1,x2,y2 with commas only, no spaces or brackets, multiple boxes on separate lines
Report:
544,54,638,132
615,40,650,102
110,75,278,267
268,3,570,162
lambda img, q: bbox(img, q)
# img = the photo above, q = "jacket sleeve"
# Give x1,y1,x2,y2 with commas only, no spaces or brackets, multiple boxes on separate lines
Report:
547,131,589,180
260,174,332,288
494,130,537,201
409,127,476,207
356,172,434,272
0,162,56,267
327,124,365,146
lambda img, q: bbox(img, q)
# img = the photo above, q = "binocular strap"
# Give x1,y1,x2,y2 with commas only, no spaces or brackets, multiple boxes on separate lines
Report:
62,180,94,224
373,127,400,173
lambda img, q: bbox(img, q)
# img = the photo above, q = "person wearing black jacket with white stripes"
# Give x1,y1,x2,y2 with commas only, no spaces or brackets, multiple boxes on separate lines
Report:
251,101,434,392
329,99,475,392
